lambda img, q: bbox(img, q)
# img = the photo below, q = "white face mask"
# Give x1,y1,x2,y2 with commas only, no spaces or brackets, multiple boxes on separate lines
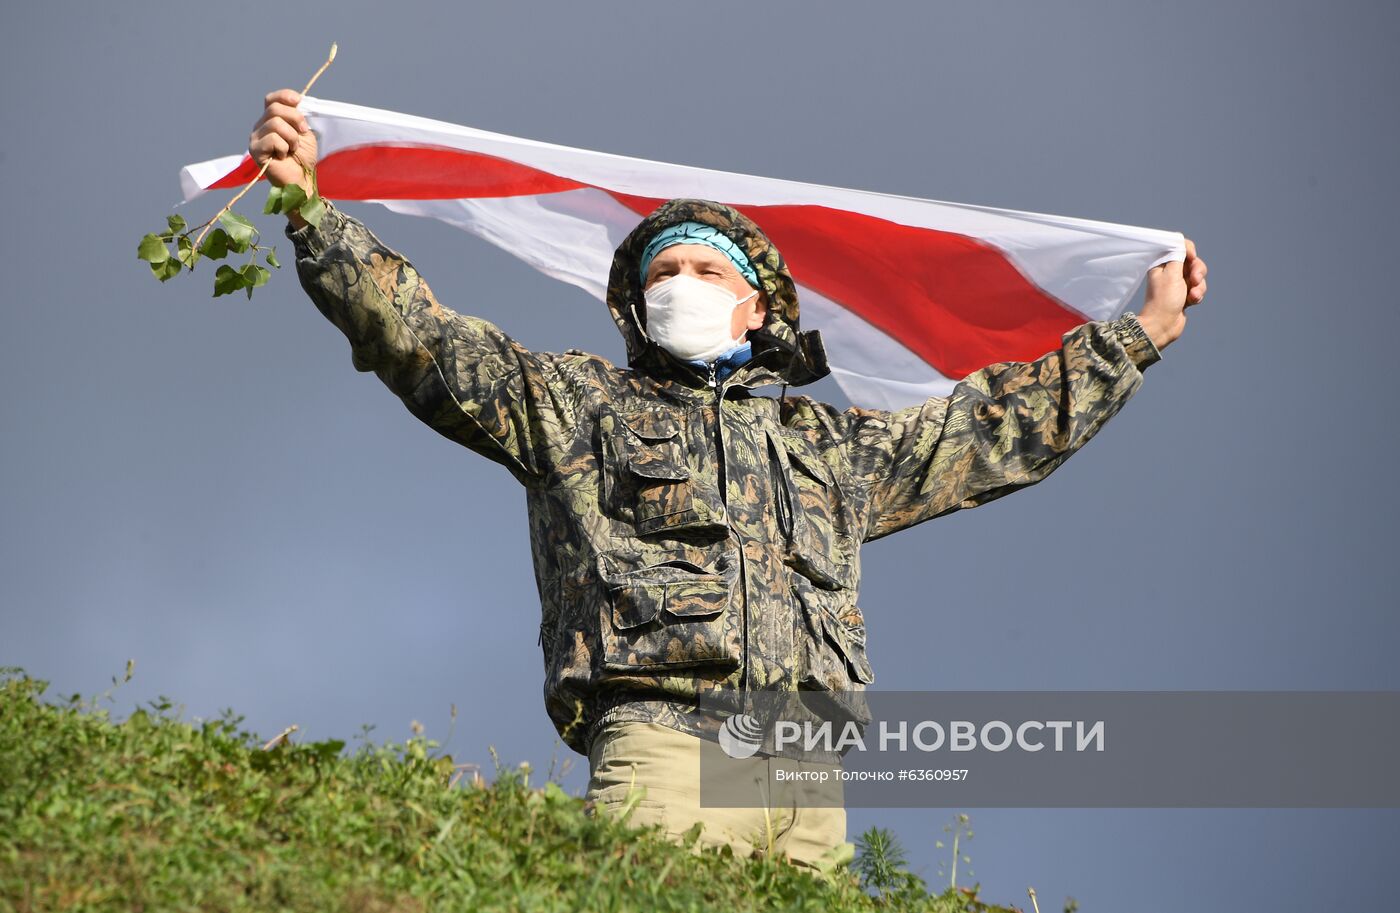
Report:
642,273,759,363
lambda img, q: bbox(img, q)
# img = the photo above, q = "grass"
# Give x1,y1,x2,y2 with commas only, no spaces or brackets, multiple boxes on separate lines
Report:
0,666,1025,912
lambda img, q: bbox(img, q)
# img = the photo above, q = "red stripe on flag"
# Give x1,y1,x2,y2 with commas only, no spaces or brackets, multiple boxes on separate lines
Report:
209,146,587,198
208,146,1083,378
208,156,263,189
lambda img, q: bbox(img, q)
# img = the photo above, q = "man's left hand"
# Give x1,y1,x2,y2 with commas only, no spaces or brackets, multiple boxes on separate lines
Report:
1138,237,1208,351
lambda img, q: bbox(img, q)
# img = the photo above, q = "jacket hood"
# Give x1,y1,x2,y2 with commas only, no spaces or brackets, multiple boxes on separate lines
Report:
605,199,830,388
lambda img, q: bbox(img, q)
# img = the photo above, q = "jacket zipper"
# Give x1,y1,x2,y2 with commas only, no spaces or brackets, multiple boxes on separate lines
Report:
708,361,750,691
709,363,723,489
707,360,779,700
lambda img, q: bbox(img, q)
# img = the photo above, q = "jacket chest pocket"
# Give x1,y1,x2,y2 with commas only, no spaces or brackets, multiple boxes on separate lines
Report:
597,547,742,672
770,430,858,591
602,409,727,537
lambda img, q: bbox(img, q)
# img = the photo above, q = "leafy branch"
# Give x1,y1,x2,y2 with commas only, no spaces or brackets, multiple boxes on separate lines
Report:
136,43,337,300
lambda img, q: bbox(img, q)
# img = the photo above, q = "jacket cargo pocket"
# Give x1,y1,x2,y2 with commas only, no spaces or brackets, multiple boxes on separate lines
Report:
771,430,857,590
792,576,874,688
602,409,728,537
598,548,742,671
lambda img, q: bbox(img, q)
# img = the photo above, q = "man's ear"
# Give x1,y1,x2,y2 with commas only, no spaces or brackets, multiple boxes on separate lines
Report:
746,294,768,331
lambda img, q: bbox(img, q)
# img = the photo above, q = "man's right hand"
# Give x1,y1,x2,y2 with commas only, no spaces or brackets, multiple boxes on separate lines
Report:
249,89,318,225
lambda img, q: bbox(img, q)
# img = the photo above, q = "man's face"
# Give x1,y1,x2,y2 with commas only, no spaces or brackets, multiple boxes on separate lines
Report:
643,244,767,340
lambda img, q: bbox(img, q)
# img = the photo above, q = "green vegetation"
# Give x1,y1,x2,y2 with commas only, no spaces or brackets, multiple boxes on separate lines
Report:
0,666,1024,912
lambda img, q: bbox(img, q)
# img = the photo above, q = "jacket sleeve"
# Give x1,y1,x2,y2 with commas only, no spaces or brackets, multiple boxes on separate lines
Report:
841,313,1162,541
285,201,578,486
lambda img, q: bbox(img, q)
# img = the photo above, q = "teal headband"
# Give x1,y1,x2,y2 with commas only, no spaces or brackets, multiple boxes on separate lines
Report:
638,221,760,289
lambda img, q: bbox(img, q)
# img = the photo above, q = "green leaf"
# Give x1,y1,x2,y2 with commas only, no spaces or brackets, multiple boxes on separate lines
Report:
213,264,246,297
199,228,230,260
263,185,284,215
151,257,183,282
310,739,345,764
679,820,705,848
542,781,570,804
227,231,250,255
218,210,257,248
241,264,270,299
298,194,326,230
264,248,280,269
241,263,270,289
167,214,187,234
177,236,199,269
279,184,308,214
137,233,170,264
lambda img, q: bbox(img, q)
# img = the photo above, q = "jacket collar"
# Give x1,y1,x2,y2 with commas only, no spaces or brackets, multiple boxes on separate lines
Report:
685,342,754,384
637,336,797,399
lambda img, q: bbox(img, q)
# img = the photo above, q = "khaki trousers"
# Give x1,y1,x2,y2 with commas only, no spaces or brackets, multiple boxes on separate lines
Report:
585,720,854,874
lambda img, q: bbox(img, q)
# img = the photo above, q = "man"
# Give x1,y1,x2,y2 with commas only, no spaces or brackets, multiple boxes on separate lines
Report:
250,89,1208,871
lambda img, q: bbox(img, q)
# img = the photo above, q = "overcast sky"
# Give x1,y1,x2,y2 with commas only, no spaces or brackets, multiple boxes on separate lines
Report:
3,2,1398,909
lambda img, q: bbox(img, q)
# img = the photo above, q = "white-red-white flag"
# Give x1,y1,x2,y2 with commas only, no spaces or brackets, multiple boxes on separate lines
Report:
179,96,1184,410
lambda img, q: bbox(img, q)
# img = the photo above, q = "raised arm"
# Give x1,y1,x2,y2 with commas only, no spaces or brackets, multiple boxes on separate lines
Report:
252,89,578,485
842,247,1207,540
843,313,1159,540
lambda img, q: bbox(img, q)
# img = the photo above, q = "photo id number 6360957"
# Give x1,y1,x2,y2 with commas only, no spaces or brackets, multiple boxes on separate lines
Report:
898,769,969,782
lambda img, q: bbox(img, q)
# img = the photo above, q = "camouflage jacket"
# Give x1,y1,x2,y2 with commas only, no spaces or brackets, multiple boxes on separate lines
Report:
285,197,1162,755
